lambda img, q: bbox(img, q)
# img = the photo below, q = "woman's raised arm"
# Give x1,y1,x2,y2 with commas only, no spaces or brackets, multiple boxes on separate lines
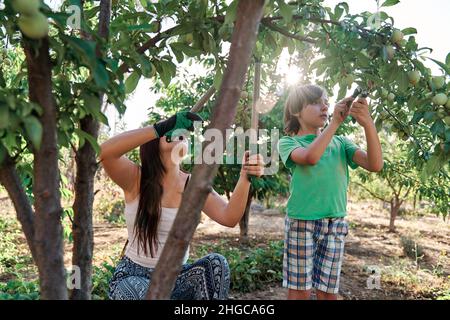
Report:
99,126,158,194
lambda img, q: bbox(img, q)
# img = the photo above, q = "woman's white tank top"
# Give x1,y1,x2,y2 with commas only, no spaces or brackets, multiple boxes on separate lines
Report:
124,196,190,268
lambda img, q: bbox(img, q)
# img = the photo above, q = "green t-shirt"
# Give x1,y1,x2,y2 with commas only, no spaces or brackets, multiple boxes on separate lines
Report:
278,134,359,220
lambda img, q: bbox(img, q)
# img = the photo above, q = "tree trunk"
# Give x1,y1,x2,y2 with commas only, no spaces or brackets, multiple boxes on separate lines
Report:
70,116,99,300
239,58,260,244
70,0,111,300
0,156,38,264
389,197,402,232
145,0,265,300
23,37,68,299
239,190,254,244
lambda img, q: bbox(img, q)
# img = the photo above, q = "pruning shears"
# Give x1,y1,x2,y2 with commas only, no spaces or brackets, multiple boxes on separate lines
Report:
345,86,369,123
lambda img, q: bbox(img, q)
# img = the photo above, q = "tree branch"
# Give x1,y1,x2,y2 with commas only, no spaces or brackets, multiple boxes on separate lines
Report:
261,19,316,44
117,24,180,76
353,181,387,203
190,86,216,112
403,184,414,200
385,174,399,199
0,156,38,264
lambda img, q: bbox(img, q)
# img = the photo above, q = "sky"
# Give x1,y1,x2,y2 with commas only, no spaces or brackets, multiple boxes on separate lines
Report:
38,1,450,133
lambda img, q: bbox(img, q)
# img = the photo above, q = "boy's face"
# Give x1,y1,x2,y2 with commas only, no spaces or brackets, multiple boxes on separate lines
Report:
299,95,330,128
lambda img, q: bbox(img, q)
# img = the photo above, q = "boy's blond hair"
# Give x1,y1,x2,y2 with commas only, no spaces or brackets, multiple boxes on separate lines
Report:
284,84,327,135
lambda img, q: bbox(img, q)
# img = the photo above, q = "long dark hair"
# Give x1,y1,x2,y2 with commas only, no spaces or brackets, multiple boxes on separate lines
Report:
133,138,165,257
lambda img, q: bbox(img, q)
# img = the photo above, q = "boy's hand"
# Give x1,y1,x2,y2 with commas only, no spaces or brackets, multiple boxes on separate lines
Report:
331,97,354,125
349,98,373,127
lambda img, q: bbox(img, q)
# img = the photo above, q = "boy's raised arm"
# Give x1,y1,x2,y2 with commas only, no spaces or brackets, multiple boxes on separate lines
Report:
349,98,384,172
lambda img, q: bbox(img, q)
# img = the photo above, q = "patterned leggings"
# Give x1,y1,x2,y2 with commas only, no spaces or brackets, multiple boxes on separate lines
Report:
108,253,230,300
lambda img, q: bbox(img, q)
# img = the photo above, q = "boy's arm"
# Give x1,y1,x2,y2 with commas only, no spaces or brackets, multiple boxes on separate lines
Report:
349,98,384,172
291,97,354,165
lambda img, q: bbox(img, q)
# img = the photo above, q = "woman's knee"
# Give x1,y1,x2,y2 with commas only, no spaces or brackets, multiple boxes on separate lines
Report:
109,276,150,300
204,253,230,271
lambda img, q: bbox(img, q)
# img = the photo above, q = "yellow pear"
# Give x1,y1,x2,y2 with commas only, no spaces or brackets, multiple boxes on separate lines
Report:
18,12,49,39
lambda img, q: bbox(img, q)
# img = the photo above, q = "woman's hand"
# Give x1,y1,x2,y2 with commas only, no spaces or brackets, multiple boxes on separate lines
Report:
240,151,265,179
331,97,354,125
349,98,374,127
202,151,265,228
153,111,203,141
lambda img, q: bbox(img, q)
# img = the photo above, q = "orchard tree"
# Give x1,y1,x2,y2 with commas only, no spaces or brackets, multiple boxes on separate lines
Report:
0,0,448,300
354,135,449,232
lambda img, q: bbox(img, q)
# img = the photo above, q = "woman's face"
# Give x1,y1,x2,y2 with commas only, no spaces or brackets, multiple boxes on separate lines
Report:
159,133,189,164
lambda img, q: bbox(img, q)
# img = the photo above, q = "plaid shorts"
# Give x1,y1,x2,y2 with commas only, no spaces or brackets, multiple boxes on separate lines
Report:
283,216,348,294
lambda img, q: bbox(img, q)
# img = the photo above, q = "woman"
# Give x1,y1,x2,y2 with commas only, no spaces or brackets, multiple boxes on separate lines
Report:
99,111,264,300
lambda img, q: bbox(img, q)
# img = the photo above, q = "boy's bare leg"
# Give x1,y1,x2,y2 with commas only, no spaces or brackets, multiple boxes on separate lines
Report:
287,288,311,300
316,290,338,300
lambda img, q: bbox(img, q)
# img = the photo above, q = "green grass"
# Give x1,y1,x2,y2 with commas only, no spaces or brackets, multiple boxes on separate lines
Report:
191,239,284,293
0,216,39,300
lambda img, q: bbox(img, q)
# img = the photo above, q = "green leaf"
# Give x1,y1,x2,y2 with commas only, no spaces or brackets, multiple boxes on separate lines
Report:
63,35,109,88
93,60,109,89
277,0,293,23
397,71,409,92
224,0,238,25
169,22,196,36
125,71,141,94
127,23,158,33
446,52,450,68
401,27,417,35
63,35,96,66
287,37,295,55
0,104,9,129
420,154,442,181
333,5,344,20
132,54,155,78
381,0,400,7
170,42,202,57
427,57,450,76
23,116,43,151
338,2,349,14
213,67,223,90
423,111,436,121
171,46,184,63
75,128,100,155
155,59,176,87
82,94,108,125
337,83,347,101
84,6,100,19
430,119,445,136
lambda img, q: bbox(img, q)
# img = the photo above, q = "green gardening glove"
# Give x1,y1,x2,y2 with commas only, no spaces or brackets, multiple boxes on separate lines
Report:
153,111,203,142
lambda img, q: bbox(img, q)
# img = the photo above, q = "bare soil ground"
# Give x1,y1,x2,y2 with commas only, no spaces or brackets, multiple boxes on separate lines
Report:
1,191,449,300
192,199,450,300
